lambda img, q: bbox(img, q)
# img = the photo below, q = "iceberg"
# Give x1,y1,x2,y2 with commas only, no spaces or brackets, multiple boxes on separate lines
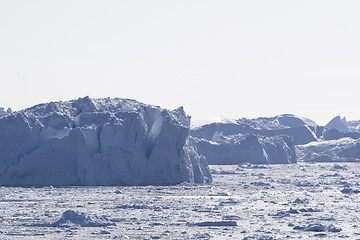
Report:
191,114,319,145
190,114,319,165
193,133,296,164
325,116,348,131
296,137,360,162
0,107,12,115
0,97,211,186
322,128,360,141
323,116,360,140
51,209,115,227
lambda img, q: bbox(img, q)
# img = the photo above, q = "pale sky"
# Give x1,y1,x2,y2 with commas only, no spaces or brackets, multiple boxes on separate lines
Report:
1,0,359,125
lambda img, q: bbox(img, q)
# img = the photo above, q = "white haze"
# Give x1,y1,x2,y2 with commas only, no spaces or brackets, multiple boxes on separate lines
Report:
1,0,360,125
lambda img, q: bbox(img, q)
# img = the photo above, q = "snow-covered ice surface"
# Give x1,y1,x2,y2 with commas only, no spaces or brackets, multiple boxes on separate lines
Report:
1,162,359,239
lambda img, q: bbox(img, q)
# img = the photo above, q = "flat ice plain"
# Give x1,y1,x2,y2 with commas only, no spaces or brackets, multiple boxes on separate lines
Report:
1,162,359,239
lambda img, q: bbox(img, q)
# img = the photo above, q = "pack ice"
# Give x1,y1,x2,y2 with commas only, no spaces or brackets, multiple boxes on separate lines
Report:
0,97,212,186
191,114,318,164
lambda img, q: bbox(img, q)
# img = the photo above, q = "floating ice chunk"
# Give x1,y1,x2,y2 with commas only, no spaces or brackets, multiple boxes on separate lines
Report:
294,223,342,232
189,221,238,227
341,188,360,194
91,230,111,235
330,164,349,171
304,223,327,232
222,215,242,221
327,224,342,232
114,235,130,239
51,210,115,227
192,233,211,239
293,198,309,204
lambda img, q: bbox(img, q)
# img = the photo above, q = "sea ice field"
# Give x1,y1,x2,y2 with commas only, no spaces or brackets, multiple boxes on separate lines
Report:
1,162,359,239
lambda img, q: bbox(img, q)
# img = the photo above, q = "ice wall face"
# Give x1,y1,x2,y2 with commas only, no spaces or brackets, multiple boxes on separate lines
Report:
0,97,212,186
260,135,297,164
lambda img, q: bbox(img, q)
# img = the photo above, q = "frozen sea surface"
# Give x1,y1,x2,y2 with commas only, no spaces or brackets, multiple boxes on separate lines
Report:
1,162,360,239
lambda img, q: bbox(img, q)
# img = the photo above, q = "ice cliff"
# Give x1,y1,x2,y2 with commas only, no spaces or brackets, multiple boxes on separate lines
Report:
0,97,212,186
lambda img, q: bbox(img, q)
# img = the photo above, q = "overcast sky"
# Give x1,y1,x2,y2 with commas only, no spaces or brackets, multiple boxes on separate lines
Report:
1,0,359,125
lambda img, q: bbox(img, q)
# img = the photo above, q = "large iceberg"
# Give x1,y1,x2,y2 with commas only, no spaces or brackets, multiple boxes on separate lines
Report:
193,133,296,164
190,115,306,165
191,114,319,145
0,107,12,115
0,97,212,186
294,116,360,162
325,116,360,132
322,116,360,141
296,138,360,162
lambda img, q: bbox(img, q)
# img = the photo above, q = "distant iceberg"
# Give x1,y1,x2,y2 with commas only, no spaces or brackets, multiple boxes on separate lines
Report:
190,114,317,164
0,107,12,115
0,97,212,186
193,133,296,165
191,114,320,145
322,116,360,141
296,138,360,162
295,116,360,162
